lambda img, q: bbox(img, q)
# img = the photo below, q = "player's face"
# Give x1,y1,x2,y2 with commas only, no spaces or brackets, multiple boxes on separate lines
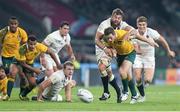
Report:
64,65,74,78
9,19,19,33
111,14,122,26
137,22,147,33
60,25,70,36
28,40,37,51
0,69,6,77
106,34,116,42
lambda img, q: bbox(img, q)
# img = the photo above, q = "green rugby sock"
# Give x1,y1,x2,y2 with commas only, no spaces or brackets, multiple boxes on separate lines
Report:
7,78,15,97
137,84,145,96
109,78,121,99
101,76,109,94
122,79,128,93
128,79,137,96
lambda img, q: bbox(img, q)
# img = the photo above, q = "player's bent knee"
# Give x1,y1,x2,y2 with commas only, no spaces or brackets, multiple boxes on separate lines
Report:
98,64,106,71
119,69,128,79
28,77,37,86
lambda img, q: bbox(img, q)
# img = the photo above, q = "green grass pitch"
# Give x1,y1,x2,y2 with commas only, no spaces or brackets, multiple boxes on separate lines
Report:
0,85,180,111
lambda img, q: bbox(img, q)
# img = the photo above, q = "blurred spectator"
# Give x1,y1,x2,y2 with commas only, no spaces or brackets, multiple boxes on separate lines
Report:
42,15,52,34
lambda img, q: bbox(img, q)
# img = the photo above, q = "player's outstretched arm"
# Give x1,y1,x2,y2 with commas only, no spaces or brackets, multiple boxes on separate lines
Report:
157,35,175,58
65,80,76,102
135,33,159,47
66,44,75,61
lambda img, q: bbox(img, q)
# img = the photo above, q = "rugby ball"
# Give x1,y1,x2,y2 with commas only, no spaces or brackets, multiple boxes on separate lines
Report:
51,94,63,102
77,88,93,103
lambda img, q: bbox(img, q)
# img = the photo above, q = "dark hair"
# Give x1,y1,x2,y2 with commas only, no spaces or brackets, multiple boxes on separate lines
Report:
104,27,115,36
137,16,147,23
112,8,124,16
63,61,74,69
28,35,37,41
9,16,18,21
8,16,19,23
0,65,5,70
60,21,69,28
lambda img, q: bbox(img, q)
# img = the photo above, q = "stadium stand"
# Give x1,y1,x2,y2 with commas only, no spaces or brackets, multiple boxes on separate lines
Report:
0,0,179,68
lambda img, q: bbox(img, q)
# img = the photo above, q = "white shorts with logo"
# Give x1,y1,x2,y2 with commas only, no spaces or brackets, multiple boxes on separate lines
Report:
133,55,155,69
95,45,112,66
44,53,61,69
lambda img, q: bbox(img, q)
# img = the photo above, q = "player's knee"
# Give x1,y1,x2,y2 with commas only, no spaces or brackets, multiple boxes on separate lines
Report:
145,76,153,83
98,59,110,70
28,77,37,86
127,75,132,81
119,69,127,79
135,76,141,82
98,63,106,71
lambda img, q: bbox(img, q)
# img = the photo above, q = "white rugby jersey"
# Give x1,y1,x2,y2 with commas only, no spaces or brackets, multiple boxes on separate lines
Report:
95,18,131,50
97,18,130,34
43,30,71,54
43,70,69,98
135,28,160,57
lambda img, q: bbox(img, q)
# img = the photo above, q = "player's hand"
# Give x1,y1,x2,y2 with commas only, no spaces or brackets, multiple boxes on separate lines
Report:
148,38,159,47
33,68,41,74
104,47,113,57
70,54,76,61
124,29,137,40
168,50,175,58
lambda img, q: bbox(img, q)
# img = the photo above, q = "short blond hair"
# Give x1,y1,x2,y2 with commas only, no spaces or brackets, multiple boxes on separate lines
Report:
63,61,74,69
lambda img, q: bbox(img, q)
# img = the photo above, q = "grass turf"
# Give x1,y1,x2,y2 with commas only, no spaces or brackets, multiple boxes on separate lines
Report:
0,85,180,111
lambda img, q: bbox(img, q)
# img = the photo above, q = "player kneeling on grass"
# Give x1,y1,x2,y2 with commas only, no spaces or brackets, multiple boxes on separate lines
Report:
34,61,76,102
0,66,8,100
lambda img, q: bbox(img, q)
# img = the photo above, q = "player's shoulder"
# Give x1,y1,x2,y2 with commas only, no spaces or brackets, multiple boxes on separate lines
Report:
66,33,71,39
36,42,46,47
49,30,59,37
18,27,27,34
121,21,128,25
100,18,111,25
147,27,158,33
115,29,127,34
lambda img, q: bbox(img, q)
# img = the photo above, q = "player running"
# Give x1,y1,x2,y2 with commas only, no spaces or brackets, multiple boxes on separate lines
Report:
103,27,158,104
133,16,175,102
